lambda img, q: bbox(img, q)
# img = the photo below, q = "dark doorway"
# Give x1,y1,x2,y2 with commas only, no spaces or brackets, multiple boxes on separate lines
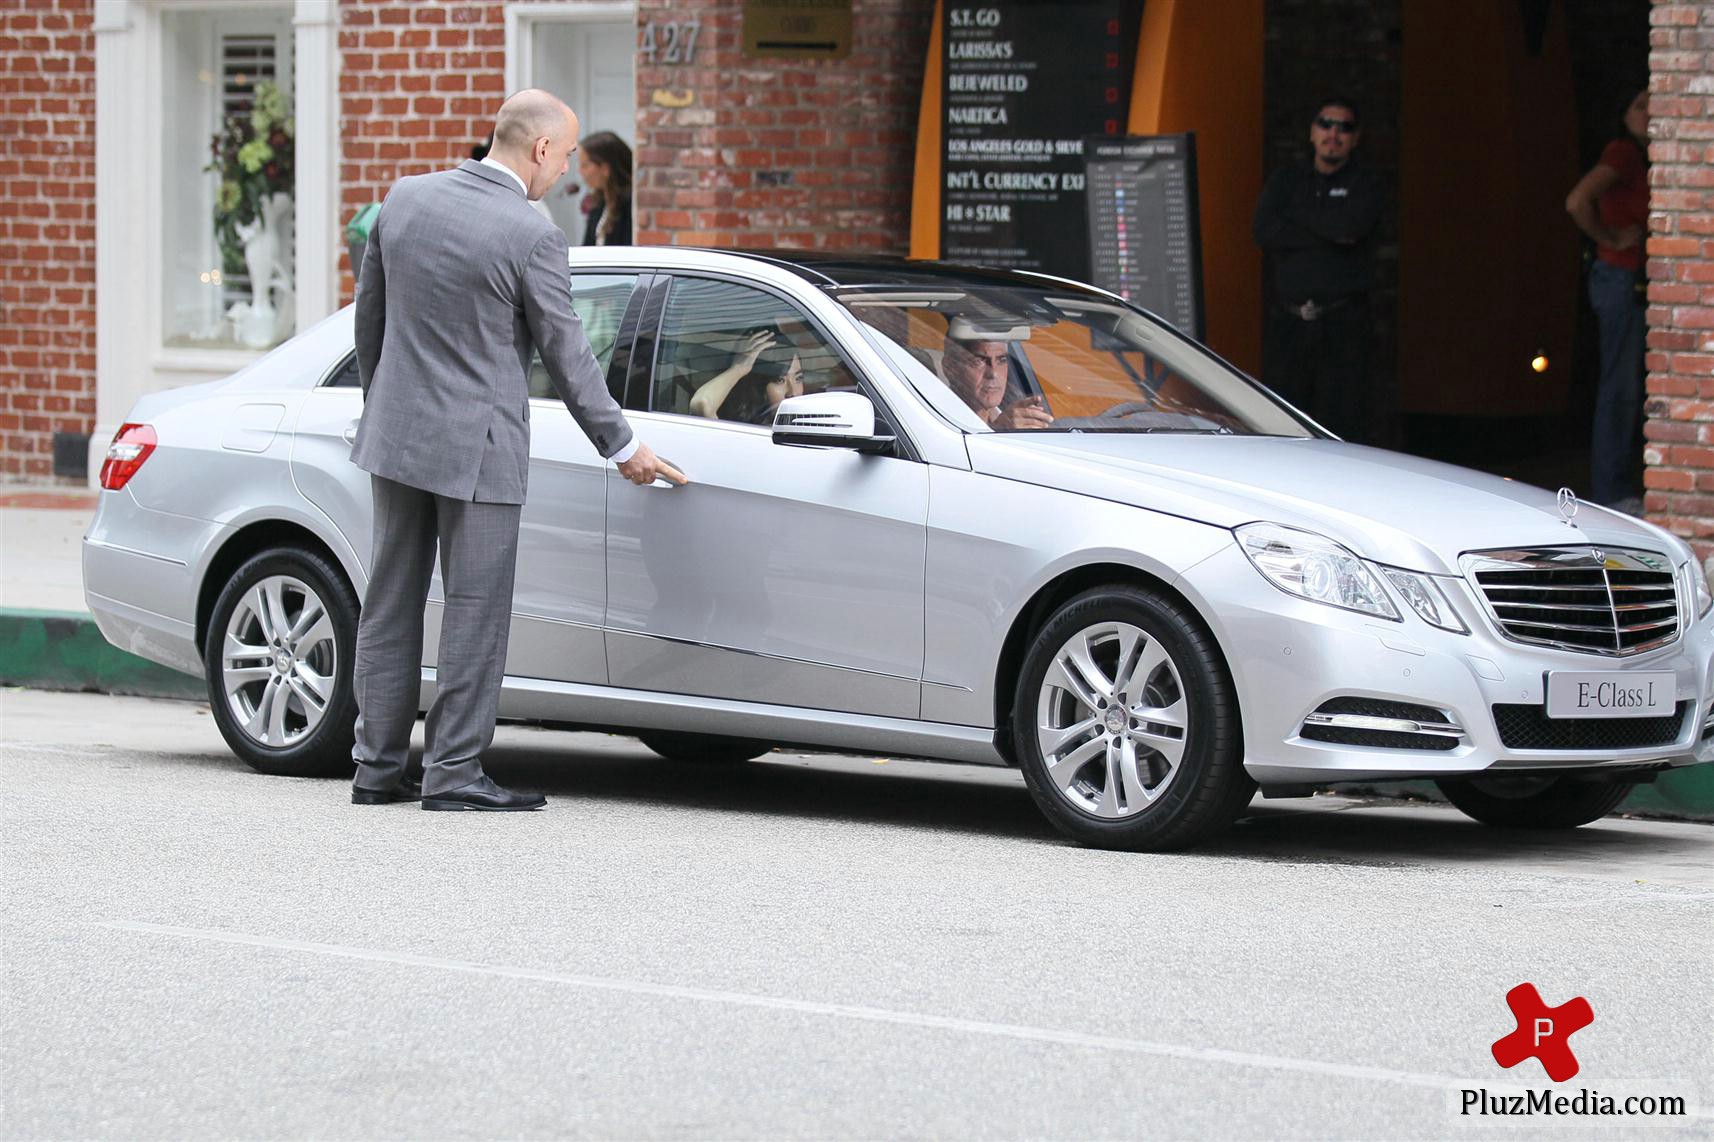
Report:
1261,0,1649,491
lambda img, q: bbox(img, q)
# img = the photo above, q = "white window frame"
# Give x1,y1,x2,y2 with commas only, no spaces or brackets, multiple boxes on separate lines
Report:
160,7,293,344
504,1,638,100
92,0,337,481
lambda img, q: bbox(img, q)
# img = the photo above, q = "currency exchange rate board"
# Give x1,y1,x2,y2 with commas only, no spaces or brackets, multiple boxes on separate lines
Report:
1084,133,1203,338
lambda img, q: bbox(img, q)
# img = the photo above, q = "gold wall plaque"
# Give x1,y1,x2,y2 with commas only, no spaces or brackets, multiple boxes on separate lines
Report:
743,0,853,59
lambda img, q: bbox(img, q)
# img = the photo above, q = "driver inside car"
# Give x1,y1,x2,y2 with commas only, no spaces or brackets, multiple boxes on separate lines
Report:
935,318,1054,430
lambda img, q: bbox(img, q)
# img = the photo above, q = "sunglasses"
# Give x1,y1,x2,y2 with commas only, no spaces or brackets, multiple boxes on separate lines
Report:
1315,116,1358,135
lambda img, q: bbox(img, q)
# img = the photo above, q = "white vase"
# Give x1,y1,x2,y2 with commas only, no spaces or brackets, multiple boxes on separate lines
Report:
233,192,294,349
261,192,295,343
260,191,294,296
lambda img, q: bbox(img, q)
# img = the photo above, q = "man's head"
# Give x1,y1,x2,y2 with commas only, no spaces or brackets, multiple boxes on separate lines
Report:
943,337,1010,413
1309,97,1360,173
490,89,580,201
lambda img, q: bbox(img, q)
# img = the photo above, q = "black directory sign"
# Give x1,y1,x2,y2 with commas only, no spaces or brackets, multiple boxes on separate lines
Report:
939,1,1129,281
1085,133,1203,338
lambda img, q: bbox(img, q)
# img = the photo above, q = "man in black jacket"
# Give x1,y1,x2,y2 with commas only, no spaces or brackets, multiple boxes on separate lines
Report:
1253,96,1383,443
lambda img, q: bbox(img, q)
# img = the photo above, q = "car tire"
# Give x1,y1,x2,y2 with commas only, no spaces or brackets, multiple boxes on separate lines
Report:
639,730,773,764
1011,585,1252,851
204,546,359,778
1433,775,1631,828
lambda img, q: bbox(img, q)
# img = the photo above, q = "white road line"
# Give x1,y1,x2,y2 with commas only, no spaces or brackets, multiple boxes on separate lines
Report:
1529,892,1714,909
0,742,102,752
102,918,1680,1110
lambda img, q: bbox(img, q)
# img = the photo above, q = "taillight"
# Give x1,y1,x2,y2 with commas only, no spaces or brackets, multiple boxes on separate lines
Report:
99,423,157,491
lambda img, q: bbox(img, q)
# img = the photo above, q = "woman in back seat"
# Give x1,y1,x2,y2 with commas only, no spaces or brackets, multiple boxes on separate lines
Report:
688,327,804,423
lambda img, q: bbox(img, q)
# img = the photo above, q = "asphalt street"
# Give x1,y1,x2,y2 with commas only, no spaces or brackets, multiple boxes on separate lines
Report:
2,689,1710,1140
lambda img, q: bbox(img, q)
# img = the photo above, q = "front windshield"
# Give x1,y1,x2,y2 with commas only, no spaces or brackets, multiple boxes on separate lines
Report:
833,282,1313,438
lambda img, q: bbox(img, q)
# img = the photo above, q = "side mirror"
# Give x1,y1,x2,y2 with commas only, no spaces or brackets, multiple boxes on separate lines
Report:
771,392,896,454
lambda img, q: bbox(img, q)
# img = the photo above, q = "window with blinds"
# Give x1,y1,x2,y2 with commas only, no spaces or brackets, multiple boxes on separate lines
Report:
160,7,295,352
218,32,285,312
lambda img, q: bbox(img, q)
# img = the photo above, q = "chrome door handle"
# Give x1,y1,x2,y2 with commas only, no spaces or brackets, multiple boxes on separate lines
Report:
639,455,687,489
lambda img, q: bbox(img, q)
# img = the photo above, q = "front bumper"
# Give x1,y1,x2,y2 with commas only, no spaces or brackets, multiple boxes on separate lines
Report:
1181,543,1714,786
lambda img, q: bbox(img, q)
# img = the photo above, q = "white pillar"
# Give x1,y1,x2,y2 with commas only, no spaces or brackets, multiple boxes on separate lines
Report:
90,0,341,486
294,0,339,333
90,0,147,486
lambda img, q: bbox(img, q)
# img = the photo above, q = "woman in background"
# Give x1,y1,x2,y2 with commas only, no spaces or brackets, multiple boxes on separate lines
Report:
577,131,633,246
1566,90,1649,514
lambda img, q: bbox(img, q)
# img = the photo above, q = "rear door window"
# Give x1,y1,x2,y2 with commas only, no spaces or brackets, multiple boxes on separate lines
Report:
528,273,644,400
323,274,645,401
647,276,861,425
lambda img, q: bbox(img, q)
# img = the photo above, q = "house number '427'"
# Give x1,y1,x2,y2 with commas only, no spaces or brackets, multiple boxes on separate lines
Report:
640,19,700,65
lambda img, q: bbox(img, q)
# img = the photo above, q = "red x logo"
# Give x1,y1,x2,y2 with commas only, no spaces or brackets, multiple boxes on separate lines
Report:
1491,982,1593,1082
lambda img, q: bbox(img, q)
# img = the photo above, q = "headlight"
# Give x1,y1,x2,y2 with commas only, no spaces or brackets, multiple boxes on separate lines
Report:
1379,566,1468,633
1236,523,1400,621
1684,560,1712,619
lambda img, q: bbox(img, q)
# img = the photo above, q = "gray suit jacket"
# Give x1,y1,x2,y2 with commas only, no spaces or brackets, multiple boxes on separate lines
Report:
351,160,634,503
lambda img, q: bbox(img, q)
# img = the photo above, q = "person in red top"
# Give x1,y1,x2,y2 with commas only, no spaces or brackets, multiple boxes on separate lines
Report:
1566,89,1649,512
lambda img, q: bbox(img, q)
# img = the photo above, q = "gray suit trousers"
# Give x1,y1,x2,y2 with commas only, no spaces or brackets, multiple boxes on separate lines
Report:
352,474,522,796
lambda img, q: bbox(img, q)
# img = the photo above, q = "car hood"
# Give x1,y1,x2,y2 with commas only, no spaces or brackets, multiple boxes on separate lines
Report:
968,434,1689,574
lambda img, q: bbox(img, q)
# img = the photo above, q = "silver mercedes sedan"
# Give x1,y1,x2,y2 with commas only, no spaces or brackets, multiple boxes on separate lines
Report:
84,248,1714,849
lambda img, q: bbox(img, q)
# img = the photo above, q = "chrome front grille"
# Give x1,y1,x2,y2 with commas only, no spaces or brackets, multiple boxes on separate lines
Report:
1462,547,1681,657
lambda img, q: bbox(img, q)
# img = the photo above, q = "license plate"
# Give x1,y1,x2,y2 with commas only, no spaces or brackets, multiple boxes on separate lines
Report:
1545,672,1676,719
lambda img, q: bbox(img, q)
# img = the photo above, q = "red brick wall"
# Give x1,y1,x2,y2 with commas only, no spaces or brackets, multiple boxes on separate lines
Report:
1645,0,1714,558
340,0,931,300
0,0,931,483
338,0,510,303
0,0,95,482
634,0,930,250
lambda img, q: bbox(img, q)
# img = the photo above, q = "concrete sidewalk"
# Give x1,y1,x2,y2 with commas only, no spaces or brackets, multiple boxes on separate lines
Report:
1,484,1709,818
0,485,204,700
0,486,96,613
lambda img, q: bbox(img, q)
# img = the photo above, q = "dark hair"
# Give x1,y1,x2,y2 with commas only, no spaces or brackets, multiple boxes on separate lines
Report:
1617,88,1648,144
581,131,633,210
1314,96,1360,128
470,131,494,162
742,326,796,381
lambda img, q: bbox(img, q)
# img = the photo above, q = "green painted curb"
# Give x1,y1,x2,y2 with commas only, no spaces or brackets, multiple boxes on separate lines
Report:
1621,764,1714,820
1337,766,1714,823
0,609,205,701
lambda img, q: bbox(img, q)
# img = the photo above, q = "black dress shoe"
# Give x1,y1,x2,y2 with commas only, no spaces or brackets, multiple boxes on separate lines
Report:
351,778,423,805
421,774,546,812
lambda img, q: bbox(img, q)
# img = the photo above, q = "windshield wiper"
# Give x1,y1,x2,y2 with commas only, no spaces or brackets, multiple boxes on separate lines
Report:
1134,425,1235,434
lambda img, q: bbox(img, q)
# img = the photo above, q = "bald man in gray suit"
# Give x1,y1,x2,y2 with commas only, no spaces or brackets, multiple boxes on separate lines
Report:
349,90,685,812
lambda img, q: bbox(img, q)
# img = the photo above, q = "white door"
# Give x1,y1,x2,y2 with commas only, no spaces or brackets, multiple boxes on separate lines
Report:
524,15,637,240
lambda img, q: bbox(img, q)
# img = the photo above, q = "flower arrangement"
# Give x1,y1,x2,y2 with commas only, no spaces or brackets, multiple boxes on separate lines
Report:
207,81,295,276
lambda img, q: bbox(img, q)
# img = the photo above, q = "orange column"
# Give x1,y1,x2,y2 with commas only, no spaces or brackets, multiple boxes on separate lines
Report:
1127,0,1265,373
909,0,944,260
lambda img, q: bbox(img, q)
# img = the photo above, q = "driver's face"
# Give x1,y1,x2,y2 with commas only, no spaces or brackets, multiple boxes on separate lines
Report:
945,339,1009,412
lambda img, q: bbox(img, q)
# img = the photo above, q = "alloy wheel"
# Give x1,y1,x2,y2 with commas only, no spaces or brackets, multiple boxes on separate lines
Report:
1034,620,1188,819
220,574,338,748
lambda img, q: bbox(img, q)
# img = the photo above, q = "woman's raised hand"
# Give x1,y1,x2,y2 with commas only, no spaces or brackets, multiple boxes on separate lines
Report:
739,329,774,366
